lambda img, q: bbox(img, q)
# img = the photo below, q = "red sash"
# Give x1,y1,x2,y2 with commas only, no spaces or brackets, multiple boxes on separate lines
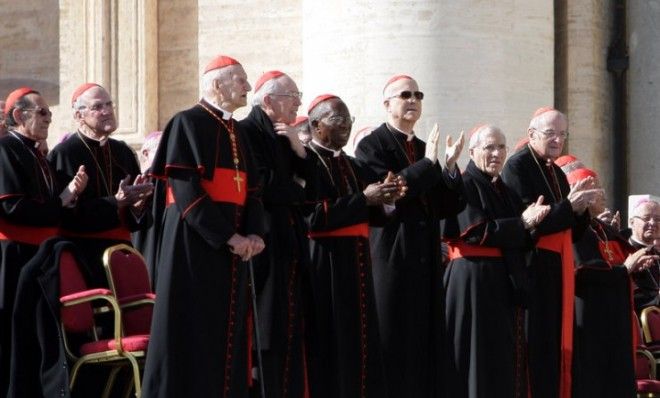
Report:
0,218,58,246
308,223,369,239
536,230,574,398
62,226,131,242
166,168,247,206
446,241,503,260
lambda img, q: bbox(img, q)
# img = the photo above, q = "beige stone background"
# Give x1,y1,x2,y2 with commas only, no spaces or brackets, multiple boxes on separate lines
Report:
0,0,657,216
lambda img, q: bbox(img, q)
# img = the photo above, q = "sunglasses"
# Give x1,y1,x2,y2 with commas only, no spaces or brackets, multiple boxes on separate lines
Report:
23,107,52,117
389,91,424,100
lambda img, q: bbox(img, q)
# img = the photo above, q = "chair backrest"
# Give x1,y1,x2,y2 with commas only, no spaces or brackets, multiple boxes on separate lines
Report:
59,250,95,334
641,306,660,344
103,244,154,335
636,349,657,380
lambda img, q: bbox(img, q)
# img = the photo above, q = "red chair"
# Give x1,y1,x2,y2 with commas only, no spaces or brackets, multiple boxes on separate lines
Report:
59,248,148,397
102,244,155,336
636,349,660,397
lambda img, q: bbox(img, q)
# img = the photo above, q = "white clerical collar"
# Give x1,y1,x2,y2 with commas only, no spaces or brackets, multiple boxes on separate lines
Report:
388,123,415,141
202,97,232,120
312,139,342,157
630,236,652,248
78,130,109,146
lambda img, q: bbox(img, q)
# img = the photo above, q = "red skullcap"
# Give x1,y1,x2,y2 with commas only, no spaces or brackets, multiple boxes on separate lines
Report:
5,87,38,115
308,94,339,114
383,75,413,93
531,106,557,119
554,155,579,168
565,168,597,185
292,116,308,127
203,55,241,74
513,137,530,152
254,70,285,93
467,123,488,149
71,83,100,106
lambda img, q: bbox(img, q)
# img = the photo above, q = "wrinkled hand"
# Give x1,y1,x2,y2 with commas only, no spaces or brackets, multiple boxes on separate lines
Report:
567,177,602,214
424,124,441,164
228,233,252,260
596,208,621,230
275,122,307,159
115,175,155,209
130,174,154,211
624,247,660,273
247,234,265,258
60,165,88,207
521,195,551,229
445,130,465,172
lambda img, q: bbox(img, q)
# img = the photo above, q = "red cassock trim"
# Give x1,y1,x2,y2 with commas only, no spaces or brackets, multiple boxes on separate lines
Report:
308,223,369,239
598,240,628,266
166,168,247,207
61,226,131,242
536,230,574,398
0,218,58,245
446,241,503,260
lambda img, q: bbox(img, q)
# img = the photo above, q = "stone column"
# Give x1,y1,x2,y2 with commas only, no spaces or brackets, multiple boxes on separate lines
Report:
628,1,660,197
58,0,158,146
301,1,554,160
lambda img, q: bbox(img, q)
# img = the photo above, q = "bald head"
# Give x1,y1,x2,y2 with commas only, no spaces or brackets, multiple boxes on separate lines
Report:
527,109,568,161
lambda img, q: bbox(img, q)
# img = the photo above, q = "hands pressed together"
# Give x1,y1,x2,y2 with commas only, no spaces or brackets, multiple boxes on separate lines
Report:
227,233,265,261
115,174,155,212
521,195,551,229
567,176,603,214
624,246,660,273
363,171,408,206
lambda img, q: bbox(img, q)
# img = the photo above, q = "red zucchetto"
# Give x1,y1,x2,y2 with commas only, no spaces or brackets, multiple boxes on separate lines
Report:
383,74,413,93
254,70,285,93
4,87,38,115
531,106,557,119
292,116,308,127
308,94,339,114
203,55,241,74
71,83,100,106
555,155,596,185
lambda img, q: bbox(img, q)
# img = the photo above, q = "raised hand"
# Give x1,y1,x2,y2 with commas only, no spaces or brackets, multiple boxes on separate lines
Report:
60,165,88,207
445,130,465,172
521,195,551,229
275,122,307,158
424,124,441,164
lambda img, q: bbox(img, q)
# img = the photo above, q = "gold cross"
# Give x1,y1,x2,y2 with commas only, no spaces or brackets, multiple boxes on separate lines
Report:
603,244,614,262
233,170,243,192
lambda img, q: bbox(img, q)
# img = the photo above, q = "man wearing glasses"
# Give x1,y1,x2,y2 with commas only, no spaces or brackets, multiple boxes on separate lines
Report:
48,83,153,288
501,107,601,398
239,70,315,398
0,87,87,396
355,75,465,397
627,197,660,312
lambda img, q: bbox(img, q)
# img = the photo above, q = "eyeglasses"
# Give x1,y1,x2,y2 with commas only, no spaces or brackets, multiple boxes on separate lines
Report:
22,107,52,117
388,91,424,101
322,115,355,126
270,92,303,100
479,144,508,152
633,216,660,224
532,128,569,140
79,101,115,113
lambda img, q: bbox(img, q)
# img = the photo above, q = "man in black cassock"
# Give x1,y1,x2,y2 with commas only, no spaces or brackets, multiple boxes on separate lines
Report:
443,125,549,398
0,88,87,396
304,94,406,398
500,107,600,398
355,75,465,397
141,55,265,397
626,199,660,312
556,158,645,398
48,83,153,287
239,70,314,398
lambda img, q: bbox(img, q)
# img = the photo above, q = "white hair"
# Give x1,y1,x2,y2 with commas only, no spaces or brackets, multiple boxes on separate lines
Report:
200,67,235,97
251,77,286,107
528,110,567,131
468,124,504,149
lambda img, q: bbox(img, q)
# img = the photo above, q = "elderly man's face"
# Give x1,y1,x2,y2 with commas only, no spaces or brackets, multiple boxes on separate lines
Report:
630,202,660,245
469,129,507,177
218,65,251,111
315,99,353,150
384,78,422,125
76,86,117,136
18,93,51,141
266,76,302,125
528,110,568,160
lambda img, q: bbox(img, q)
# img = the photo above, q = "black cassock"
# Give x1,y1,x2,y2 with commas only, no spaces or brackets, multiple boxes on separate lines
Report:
628,238,660,313
305,142,386,398
501,144,589,398
355,123,464,397
572,218,636,398
141,100,264,397
442,160,531,398
0,132,64,396
239,106,314,398
48,133,149,287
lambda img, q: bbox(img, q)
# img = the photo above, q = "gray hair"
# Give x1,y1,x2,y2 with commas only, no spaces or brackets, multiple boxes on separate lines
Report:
528,110,567,131
251,77,285,107
200,67,234,97
468,124,504,150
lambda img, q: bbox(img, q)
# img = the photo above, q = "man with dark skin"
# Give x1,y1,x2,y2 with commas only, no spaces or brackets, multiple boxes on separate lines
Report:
305,94,406,398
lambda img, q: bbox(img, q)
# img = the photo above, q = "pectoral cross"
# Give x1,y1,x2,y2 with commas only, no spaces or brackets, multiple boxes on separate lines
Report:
233,170,243,192
603,243,614,262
